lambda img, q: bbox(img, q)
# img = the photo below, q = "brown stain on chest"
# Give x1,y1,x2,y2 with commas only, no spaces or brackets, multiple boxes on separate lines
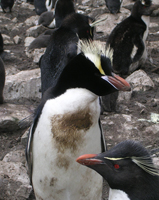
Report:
51,108,93,153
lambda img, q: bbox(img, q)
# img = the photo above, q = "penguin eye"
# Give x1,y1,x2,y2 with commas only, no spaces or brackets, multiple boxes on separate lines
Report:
114,164,120,169
86,30,89,34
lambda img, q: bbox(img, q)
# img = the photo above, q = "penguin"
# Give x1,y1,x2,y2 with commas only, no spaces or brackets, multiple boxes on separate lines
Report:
38,11,55,28
54,0,75,28
26,40,131,200
105,0,123,14
34,0,53,15
1,0,14,13
106,0,155,75
0,57,5,104
40,13,95,96
76,140,159,200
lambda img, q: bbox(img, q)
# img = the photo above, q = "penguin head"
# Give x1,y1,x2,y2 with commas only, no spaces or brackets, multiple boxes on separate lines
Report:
105,0,123,14
52,40,131,97
76,140,159,190
132,0,155,17
61,13,94,40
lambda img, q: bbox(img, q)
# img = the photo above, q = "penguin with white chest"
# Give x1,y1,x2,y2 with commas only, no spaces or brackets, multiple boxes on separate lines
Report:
40,13,95,96
77,140,159,200
106,0,155,75
26,41,131,200
34,0,53,15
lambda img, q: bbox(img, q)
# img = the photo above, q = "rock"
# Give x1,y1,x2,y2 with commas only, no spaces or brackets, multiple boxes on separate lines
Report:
26,25,47,38
21,128,29,146
24,37,35,47
25,16,39,26
1,34,14,45
3,150,26,164
0,103,33,131
117,90,132,102
0,161,32,200
3,69,41,102
13,35,21,44
26,48,46,63
126,70,154,92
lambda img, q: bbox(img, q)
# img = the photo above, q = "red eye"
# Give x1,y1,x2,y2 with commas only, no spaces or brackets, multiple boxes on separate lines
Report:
114,164,120,169
87,30,89,34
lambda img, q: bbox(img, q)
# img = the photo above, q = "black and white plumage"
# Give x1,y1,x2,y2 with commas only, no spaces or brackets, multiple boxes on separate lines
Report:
1,0,14,13
26,41,131,200
105,0,123,14
106,0,155,75
40,13,94,96
34,0,53,15
38,11,55,28
54,0,75,28
77,140,159,200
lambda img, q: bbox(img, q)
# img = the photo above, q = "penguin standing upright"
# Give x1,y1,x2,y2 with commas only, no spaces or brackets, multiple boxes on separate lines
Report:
1,0,15,13
77,140,159,200
34,0,53,15
0,57,5,104
26,40,131,200
105,0,123,14
54,0,75,28
40,13,94,95
106,0,155,75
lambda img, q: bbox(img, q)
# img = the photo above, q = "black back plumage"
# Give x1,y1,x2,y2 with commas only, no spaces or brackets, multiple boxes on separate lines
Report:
106,0,154,75
54,0,75,28
0,33,3,54
77,140,159,200
40,13,94,95
1,0,14,13
105,0,123,14
34,0,52,15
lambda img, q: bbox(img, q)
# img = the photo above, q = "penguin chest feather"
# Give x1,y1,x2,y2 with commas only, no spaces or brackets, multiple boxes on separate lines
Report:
32,88,103,200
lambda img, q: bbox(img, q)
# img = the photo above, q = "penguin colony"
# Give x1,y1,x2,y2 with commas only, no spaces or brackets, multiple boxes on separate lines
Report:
0,0,157,199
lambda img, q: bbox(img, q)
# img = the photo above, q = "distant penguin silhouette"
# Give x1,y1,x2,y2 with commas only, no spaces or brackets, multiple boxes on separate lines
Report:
38,11,55,28
106,0,155,75
1,0,15,13
0,57,5,104
40,13,94,95
34,0,52,15
54,0,75,28
77,140,159,200
105,0,123,14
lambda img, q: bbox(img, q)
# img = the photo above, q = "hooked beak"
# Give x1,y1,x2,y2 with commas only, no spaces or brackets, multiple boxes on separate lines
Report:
76,154,103,166
102,74,131,91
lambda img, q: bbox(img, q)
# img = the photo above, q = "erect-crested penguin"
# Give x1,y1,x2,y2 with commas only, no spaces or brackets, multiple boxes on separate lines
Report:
77,140,159,200
26,41,131,200
34,0,53,15
106,0,156,75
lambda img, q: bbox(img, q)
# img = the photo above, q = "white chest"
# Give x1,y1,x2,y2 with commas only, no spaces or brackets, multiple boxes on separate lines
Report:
109,188,130,200
32,89,103,200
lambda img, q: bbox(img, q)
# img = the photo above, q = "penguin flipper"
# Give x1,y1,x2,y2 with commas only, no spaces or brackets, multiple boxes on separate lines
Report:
132,35,145,63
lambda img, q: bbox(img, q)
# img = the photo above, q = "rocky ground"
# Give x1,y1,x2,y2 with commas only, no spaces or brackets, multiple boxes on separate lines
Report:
0,0,159,199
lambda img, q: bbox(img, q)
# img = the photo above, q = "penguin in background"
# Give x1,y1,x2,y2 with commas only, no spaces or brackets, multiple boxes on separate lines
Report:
54,0,75,28
34,0,53,15
26,40,131,200
39,13,95,96
0,57,5,104
106,0,156,76
1,0,15,13
38,11,55,28
77,140,159,200
0,33,3,53
105,0,123,14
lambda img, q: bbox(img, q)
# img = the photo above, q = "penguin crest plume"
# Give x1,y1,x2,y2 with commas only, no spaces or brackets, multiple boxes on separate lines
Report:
104,155,159,176
78,40,113,75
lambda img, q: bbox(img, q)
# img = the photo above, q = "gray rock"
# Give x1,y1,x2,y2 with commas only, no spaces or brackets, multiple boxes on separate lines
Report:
0,103,33,131
26,48,46,63
3,150,26,164
26,25,47,38
13,35,21,44
25,16,39,26
0,161,32,200
24,37,35,47
3,69,41,102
